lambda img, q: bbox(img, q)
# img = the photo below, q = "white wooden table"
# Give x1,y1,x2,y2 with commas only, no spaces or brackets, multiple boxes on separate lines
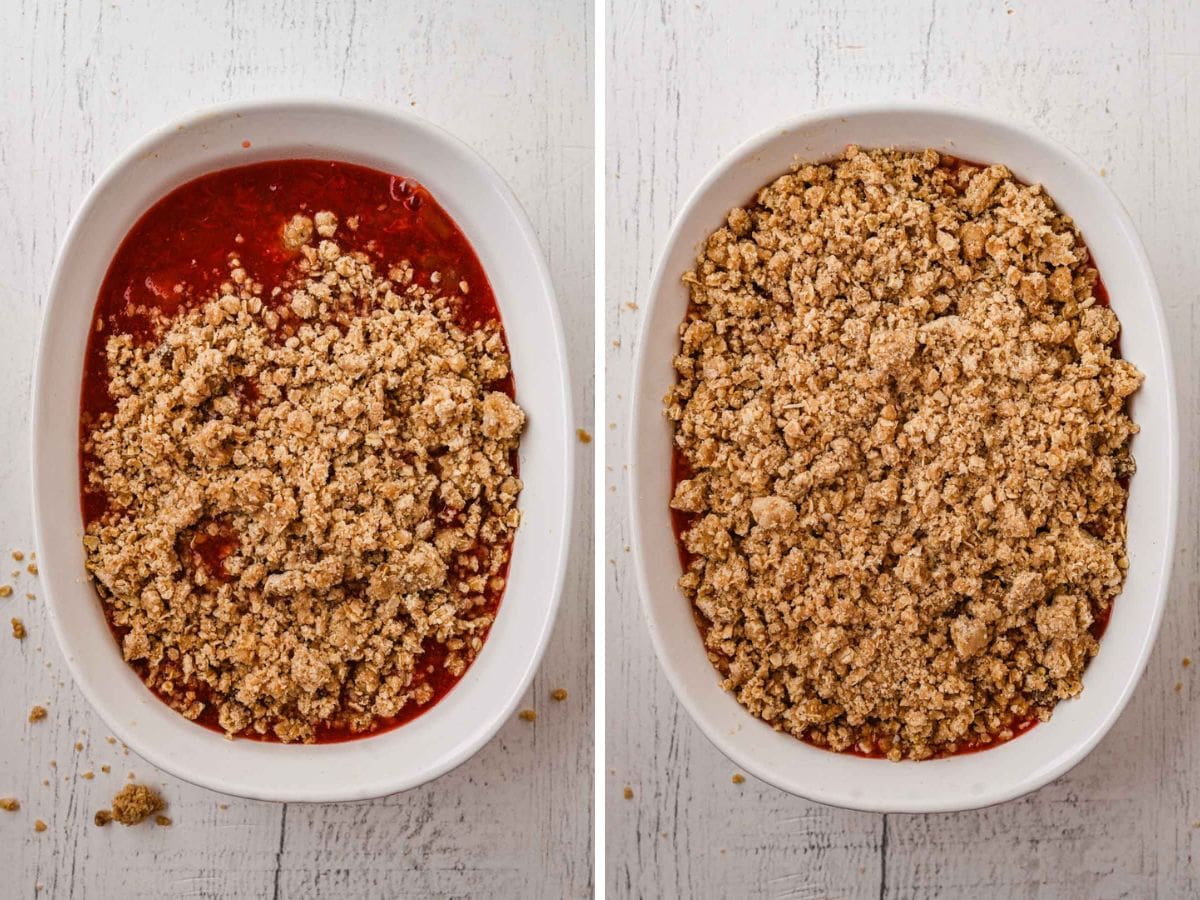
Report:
0,1,593,897
605,1,1199,896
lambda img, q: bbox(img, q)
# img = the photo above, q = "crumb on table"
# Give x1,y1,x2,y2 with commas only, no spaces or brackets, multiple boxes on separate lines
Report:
551,688,568,701
28,705,46,723
11,618,25,640
518,709,537,722
109,783,165,826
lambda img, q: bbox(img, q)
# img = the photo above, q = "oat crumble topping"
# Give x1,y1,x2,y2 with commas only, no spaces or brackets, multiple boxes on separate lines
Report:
108,783,165,826
82,212,525,742
665,147,1142,759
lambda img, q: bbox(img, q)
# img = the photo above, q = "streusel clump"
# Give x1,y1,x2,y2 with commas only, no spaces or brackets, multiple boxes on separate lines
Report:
83,213,524,742
666,147,1141,759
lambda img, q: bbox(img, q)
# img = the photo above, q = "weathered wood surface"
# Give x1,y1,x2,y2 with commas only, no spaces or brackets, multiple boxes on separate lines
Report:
605,1,1199,897
0,1,594,897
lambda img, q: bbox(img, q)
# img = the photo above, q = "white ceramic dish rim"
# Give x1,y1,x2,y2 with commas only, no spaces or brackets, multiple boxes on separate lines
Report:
31,97,574,802
630,101,1178,813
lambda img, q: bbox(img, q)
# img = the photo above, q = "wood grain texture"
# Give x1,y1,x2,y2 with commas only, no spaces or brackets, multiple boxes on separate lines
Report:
0,1,594,897
605,1,1199,897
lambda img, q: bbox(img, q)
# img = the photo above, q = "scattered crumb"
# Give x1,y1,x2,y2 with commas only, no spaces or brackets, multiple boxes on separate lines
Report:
551,688,568,702
94,810,112,827
26,564,37,576
40,780,47,787
1175,682,1183,693
625,301,639,310
241,140,251,149
101,765,111,774
155,815,172,827
74,742,83,751
28,705,47,723
34,820,46,833
25,593,35,601
623,786,634,800
0,798,19,812
11,551,23,561
218,803,229,810
731,773,745,784
1184,658,1192,668
576,428,593,444
11,618,25,640
109,783,165,826
82,771,94,780
48,760,56,769
105,736,116,745
518,709,537,722
0,586,11,598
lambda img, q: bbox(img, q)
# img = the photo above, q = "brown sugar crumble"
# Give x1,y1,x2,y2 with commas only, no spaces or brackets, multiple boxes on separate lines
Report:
94,810,112,827
33,819,47,833
0,798,19,812
108,783,165,826
0,586,12,598
551,687,568,701
155,814,173,827
518,709,537,722
28,705,47,723
82,213,525,743
11,618,26,640
666,147,1142,760
576,428,593,444
731,773,745,785
623,786,634,799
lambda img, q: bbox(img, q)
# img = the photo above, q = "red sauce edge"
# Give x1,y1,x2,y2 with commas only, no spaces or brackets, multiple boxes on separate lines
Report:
670,154,1122,759
80,159,516,743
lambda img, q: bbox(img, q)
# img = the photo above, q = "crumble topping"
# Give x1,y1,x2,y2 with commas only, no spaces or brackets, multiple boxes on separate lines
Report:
107,783,164,826
82,213,524,743
665,147,1142,759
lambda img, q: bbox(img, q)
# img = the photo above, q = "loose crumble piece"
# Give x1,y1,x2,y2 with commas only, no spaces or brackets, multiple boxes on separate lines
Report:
0,798,19,812
82,213,525,743
11,618,25,640
33,819,46,833
108,783,165,826
551,688,568,701
666,147,1142,760
518,709,537,722
28,705,47,723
